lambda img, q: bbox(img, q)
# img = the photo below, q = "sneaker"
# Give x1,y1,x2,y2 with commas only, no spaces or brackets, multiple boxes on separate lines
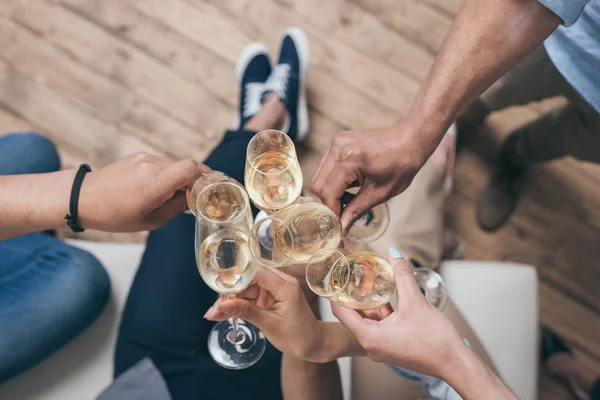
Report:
263,27,310,141
476,135,527,232
235,43,272,130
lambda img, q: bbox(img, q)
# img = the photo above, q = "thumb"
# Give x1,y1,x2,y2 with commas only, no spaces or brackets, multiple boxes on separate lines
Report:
340,186,383,235
387,253,422,309
217,299,272,329
144,192,187,229
154,159,208,201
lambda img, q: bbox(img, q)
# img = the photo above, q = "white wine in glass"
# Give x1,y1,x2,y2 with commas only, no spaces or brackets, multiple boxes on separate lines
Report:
306,249,396,310
245,130,302,212
199,229,258,295
193,177,264,370
274,202,342,263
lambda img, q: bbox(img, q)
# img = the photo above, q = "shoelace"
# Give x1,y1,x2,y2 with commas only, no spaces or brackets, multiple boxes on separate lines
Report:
264,64,291,100
243,82,265,118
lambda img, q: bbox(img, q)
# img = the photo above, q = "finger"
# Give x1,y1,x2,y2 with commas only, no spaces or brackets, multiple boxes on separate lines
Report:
216,299,274,329
312,147,340,209
144,192,187,228
320,169,357,217
155,159,208,199
252,266,297,301
378,303,394,319
387,255,423,309
331,302,378,335
237,285,261,301
340,185,385,235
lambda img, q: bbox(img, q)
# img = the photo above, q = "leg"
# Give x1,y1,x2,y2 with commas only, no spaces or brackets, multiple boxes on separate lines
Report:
0,132,60,175
0,132,110,382
114,85,289,399
0,234,110,382
476,50,600,231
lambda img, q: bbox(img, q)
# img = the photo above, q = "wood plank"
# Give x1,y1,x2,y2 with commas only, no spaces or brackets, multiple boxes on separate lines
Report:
0,17,132,123
0,59,164,165
540,283,600,360
343,0,453,54
241,0,437,79
201,0,420,107
122,0,407,128
12,0,232,134
59,0,239,109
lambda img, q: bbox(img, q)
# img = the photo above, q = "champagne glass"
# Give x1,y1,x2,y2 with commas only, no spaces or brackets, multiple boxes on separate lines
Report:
194,179,265,370
244,129,302,213
306,249,396,310
341,192,390,243
413,268,448,310
254,202,342,266
186,171,248,218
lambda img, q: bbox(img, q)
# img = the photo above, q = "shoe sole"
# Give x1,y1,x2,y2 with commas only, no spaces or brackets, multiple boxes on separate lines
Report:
234,42,271,128
283,27,310,142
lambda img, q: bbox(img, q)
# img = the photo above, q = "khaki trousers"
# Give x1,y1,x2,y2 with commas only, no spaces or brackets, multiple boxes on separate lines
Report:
461,45,600,164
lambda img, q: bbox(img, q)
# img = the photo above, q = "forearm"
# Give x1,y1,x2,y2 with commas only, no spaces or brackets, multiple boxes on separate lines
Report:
397,0,559,157
444,347,518,400
0,170,76,240
314,321,365,363
281,354,343,400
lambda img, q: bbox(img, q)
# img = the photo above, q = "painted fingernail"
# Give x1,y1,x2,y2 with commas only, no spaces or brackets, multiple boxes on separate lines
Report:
388,247,403,259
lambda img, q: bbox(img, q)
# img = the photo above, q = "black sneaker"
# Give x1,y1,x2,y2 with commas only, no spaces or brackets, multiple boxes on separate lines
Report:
263,27,310,141
236,43,272,130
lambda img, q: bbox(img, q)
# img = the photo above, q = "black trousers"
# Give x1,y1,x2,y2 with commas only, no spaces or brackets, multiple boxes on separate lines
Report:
114,130,283,399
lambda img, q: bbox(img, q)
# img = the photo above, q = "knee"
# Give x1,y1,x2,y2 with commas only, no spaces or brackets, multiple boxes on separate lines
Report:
2,132,61,174
51,247,112,320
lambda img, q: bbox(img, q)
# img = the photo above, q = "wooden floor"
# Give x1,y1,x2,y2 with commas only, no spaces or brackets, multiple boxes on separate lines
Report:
1,0,599,397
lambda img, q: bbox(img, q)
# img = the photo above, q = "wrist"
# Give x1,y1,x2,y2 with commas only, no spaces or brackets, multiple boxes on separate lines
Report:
440,343,507,399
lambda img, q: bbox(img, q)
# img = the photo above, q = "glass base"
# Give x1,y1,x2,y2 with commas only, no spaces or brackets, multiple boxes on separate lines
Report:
207,319,266,370
414,269,448,310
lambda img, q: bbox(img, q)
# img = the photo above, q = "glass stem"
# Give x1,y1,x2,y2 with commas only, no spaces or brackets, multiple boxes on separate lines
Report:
224,294,244,344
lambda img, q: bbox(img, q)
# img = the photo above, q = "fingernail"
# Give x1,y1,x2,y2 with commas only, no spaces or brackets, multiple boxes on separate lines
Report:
203,306,215,319
388,247,403,259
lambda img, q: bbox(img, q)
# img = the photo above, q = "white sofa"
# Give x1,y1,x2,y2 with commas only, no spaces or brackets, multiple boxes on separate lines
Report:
0,241,538,400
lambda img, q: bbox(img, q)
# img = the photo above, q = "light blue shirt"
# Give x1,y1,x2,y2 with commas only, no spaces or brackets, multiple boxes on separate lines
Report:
541,0,600,112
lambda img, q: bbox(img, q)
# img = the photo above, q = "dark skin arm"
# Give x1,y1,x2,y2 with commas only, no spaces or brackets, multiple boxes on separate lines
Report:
313,0,560,232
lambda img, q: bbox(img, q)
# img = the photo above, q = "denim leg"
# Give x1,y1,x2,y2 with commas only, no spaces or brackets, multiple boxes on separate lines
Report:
0,131,110,382
0,132,60,176
0,233,111,382
115,129,283,400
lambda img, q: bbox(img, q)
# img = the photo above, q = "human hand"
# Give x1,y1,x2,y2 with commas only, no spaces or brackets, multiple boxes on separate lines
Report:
312,125,429,234
79,152,209,232
205,266,326,362
332,254,466,379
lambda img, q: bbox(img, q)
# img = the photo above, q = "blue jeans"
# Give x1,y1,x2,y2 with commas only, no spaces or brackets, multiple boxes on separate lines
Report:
0,132,111,383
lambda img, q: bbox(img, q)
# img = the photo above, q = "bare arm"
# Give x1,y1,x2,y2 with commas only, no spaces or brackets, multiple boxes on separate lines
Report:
443,346,518,400
0,171,76,240
402,0,561,156
0,153,205,240
281,355,343,400
313,0,560,227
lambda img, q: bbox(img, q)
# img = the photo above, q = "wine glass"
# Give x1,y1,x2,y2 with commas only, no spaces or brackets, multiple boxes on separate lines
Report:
194,179,265,370
306,248,396,310
413,267,448,310
253,202,342,266
244,129,302,213
340,192,390,243
186,171,248,217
